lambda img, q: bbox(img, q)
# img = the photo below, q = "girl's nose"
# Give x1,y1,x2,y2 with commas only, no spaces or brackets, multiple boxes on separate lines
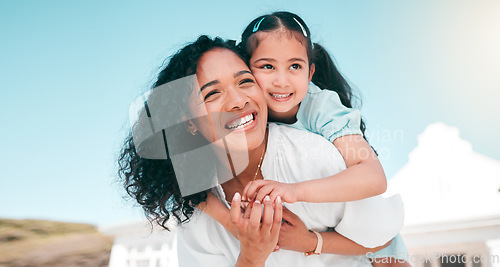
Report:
272,70,290,88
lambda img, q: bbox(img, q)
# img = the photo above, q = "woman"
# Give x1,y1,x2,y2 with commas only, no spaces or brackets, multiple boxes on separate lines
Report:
118,36,403,266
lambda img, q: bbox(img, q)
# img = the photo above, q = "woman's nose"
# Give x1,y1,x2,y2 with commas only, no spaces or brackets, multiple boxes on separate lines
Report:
225,87,249,111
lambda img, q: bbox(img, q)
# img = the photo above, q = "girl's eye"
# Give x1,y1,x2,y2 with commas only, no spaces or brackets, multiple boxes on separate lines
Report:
204,90,220,101
260,64,274,70
290,64,301,70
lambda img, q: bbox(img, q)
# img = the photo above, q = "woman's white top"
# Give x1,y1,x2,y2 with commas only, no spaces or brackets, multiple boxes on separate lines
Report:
177,124,404,267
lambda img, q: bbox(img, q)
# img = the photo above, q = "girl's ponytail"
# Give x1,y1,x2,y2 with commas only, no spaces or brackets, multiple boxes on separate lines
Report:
311,43,352,108
312,43,370,148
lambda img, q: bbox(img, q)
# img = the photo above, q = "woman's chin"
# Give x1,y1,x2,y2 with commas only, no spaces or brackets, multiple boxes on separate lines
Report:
224,131,265,151
225,117,266,146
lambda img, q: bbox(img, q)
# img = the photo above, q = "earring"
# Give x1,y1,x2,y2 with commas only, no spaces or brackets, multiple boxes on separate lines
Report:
185,120,198,136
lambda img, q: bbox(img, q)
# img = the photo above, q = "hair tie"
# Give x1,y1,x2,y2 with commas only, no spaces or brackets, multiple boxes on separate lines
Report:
235,35,242,46
253,17,266,33
293,17,308,38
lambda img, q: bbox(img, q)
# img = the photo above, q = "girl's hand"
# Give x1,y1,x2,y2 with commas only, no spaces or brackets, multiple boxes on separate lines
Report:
231,193,282,267
278,207,317,253
242,180,299,204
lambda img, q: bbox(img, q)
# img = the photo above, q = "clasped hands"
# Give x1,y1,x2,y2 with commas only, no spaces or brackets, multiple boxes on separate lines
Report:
230,180,319,263
231,192,282,266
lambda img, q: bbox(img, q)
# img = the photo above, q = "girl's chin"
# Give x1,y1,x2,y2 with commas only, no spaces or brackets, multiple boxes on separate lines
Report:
268,105,298,117
267,100,296,112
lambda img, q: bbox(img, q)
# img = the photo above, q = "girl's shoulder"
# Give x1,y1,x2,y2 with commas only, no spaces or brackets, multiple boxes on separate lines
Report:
306,82,324,94
303,82,344,108
297,83,362,142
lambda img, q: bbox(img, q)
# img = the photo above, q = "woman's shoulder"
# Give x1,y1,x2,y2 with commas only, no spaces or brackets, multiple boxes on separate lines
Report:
177,208,210,235
268,123,332,147
265,123,346,181
268,122,318,136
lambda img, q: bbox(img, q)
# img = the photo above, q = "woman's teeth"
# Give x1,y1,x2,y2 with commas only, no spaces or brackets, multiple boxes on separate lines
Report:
227,114,255,130
270,93,292,99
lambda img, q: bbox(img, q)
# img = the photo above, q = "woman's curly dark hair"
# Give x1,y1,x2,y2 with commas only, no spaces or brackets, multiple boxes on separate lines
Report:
118,35,247,231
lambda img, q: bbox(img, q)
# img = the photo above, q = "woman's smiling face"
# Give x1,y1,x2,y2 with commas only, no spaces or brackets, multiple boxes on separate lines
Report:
191,48,268,151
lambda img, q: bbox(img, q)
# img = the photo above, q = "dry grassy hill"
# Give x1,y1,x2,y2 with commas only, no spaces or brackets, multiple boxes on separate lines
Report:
0,218,113,267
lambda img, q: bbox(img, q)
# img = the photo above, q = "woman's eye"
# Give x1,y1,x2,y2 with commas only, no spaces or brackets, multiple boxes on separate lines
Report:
290,64,301,70
239,78,255,86
260,64,274,70
204,90,220,101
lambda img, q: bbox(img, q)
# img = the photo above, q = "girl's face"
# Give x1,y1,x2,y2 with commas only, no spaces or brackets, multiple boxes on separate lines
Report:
191,48,268,151
249,31,315,120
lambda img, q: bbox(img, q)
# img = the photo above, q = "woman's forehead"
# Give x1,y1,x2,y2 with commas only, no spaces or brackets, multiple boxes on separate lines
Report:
197,48,248,75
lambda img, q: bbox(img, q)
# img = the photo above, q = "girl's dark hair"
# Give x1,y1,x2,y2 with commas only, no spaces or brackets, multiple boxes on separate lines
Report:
239,11,369,142
118,35,246,230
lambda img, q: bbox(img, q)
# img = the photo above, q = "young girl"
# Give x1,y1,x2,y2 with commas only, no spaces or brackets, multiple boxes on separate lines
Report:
202,11,409,265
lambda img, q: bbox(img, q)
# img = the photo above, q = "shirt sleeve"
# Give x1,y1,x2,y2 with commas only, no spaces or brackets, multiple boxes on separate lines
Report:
334,194,405,248
296,83,362,143
368,234,409,261
176,212,235,267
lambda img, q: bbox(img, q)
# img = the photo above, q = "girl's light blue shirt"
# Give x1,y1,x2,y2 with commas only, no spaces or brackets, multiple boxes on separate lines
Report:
282,82,408,260
287,82,362,142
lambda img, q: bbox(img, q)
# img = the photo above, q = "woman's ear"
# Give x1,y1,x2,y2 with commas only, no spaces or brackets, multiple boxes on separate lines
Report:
308,63,315,82
184,120,198,135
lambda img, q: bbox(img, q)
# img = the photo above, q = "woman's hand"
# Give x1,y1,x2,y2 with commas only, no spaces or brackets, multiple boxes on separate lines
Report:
278,207,317,253
242,180,299,204
231,193,282,267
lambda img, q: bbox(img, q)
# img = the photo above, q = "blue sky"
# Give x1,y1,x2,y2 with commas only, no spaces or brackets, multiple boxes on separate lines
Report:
1,0,499,227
